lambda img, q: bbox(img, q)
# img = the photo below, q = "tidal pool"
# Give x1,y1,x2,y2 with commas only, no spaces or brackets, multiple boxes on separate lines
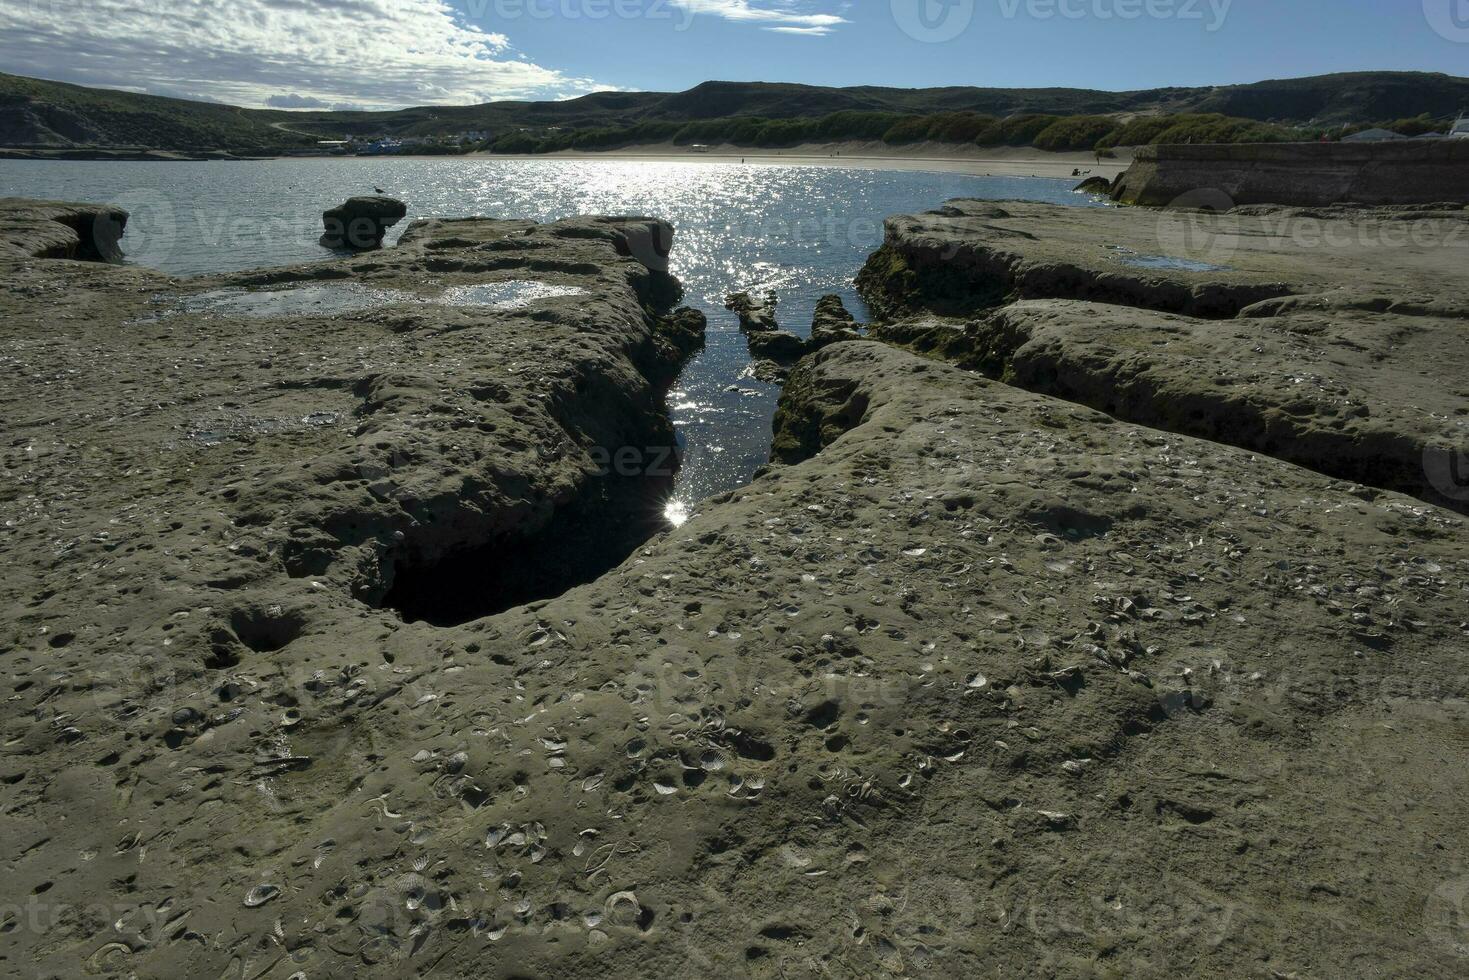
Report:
179,279,588,317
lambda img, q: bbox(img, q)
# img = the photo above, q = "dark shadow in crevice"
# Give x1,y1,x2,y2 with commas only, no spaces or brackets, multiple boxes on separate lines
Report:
380,469,675,628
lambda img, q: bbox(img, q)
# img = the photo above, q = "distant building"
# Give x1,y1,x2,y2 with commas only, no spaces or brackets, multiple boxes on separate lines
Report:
1451,114,1469,140
1342,128,1407,143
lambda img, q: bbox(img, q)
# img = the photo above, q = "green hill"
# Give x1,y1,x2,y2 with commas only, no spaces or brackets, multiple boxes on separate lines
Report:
2,70,1466,153
0,73,310,151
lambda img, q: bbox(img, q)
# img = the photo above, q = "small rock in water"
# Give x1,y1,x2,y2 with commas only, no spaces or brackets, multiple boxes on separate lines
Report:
319,196,407,250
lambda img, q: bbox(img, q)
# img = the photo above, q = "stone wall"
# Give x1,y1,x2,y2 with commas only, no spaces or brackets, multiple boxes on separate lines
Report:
1111,140,1469,207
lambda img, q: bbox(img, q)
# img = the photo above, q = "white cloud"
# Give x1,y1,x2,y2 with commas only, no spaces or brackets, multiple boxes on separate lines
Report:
672,1,848,35
0,0,608,109
265,93,336,110
766,25,836,35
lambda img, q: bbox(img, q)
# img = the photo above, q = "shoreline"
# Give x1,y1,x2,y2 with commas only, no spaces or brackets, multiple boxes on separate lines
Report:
1,141,1133,180
485,141,1133,180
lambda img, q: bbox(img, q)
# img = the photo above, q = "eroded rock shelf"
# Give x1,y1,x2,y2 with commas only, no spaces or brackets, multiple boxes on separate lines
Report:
858,198,1469,513
2,194,1467,979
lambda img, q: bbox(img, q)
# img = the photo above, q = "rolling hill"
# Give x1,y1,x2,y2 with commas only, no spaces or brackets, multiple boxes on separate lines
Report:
2,70,1467,153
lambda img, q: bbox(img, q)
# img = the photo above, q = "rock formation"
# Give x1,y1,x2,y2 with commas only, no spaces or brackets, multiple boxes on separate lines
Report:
1073,175,1114,196
858,198,1469,513
0,205,716,976
320,195,409,249
856,199,1303,320
724,289,780,332
1110,140,1469,207
808,293,862,348
608,215,674,273
0,197,128,261
743,327,806,362
731,292,866,380
3,193,1468,978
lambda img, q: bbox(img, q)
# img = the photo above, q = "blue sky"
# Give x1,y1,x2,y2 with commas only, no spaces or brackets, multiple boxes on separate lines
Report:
489,0,1469,93
0,0,1465,109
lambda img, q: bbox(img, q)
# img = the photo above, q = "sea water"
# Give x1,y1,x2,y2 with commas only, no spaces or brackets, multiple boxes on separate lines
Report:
0,157,1100,518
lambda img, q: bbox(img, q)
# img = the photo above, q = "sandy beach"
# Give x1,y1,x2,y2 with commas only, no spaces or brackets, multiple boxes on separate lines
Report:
476,140,1133,180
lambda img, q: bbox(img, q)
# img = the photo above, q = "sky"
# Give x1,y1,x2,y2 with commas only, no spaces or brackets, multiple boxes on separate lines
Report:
0,0,1465,110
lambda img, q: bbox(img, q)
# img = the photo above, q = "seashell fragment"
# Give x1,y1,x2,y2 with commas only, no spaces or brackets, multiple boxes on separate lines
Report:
88,942,132,970
604,890,642,929
244,884,281,907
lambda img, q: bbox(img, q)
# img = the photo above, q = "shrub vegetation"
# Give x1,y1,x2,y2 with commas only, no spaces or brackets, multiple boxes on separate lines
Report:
485,109,1317,155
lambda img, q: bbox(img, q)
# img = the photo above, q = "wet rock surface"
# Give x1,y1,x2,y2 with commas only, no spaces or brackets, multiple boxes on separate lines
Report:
860,198,1469,513
2,195,1469,978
